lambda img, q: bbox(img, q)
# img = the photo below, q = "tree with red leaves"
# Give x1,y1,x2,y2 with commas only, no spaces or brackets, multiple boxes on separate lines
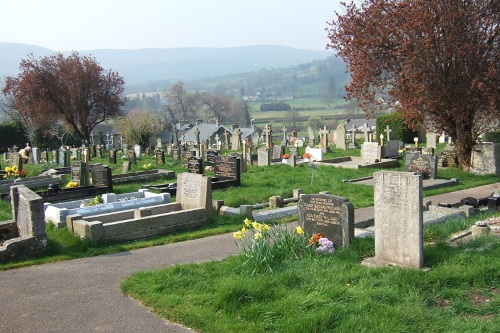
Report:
2,52,125,143
327,0,499,170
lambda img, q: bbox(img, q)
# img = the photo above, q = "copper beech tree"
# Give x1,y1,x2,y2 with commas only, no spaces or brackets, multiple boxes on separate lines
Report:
2,52,125,143
327,0,499,170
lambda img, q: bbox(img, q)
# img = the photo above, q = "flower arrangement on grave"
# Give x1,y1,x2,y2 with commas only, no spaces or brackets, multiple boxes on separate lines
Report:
309,233,335,254
70,156,77,160
3,166,28,179
407,163,429,177
142,163,152,170
282,153,290,159
398,147,406,156
205,165,214,172
303,153,312,159
83,195,103,207
66,181,79,188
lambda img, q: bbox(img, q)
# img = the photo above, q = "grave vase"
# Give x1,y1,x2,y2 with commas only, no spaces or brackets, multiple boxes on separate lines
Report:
282,158,290,165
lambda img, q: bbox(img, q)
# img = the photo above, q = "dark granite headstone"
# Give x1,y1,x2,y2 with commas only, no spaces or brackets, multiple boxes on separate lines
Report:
128,150,137,165
298,194,354,248
206,149,219,165
92,165,112,191
156,149,165,165
405,153,437,179
214,155,241,185
109,149,116,164
71,161,84,185
187,156,203,174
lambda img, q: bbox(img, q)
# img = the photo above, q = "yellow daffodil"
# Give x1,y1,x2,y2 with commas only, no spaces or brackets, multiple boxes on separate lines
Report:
244,218,251,226
296,226,304,235
233,231,244,239
264,224,270,231
254,232,263,240
241,227,246,233
252,221,259,229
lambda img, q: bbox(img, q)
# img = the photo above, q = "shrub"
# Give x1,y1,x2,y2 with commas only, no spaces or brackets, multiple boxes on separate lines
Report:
483,130,500,143
376,113,417,143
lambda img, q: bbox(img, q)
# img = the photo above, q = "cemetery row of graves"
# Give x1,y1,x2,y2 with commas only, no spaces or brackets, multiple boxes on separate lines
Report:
0,121,499,264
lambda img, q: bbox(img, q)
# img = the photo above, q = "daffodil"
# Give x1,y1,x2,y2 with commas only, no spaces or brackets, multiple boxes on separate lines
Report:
244,218,251,227
296,226,304,235
264,224,270,231
254,232,263,240
233,231,244,239
241,227,246,233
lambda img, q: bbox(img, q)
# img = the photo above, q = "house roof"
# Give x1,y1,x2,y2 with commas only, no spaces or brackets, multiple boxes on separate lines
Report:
183,123,232,143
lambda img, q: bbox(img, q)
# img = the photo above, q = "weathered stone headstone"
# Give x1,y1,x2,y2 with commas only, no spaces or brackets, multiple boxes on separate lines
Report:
470,143,500,176
109,149,117,164
11,152,23,171
361,142,382,161
32,147,41,164
134,145,142,159
308,127,315,146
426,132,437,149
272,145,284,160
405,146,420,154
288,147,298,159
171,146,181,161
384,140,403,158
363,171,424,269
89,145,96,158
176,172,212,220
348,125,359,148
128,150,137,165
263,124,273,149
155,149,165,165
298,194,354,248
187,156,203,174
252,132,260,146
156,138,162,150
405,153,437,179
60,149,70,167
122,161,131,173
231,129,242,151
319,126,329,152
52,150,60,165
41,151,47,163
257,147,270,166
335,124,346,150
421,147,434,155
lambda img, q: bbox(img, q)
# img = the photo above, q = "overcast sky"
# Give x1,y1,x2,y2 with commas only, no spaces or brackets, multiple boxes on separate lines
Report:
1,0,345,51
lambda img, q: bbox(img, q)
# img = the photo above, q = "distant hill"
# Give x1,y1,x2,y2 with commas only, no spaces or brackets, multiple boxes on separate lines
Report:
0,43,333,91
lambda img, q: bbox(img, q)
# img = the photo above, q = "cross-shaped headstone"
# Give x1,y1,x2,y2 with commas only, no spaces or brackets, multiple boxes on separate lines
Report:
349,125,357,148
214,133,220,146
264,124,273,148
384,125,392,141
319,126,329,152
282,126,287,140
362,123,371,142
223,130,229,148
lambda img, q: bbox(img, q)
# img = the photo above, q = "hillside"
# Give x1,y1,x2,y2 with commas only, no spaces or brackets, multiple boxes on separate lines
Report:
0,43,333,91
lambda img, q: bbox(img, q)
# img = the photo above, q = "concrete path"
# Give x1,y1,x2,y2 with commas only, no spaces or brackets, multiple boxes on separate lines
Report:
0,182,499,333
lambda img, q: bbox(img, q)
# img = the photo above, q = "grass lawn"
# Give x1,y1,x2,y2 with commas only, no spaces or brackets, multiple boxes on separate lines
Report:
0,148,498,271
121,212,500,333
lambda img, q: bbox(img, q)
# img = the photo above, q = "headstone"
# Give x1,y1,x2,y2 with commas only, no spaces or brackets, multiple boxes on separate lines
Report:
176,172,212,220
128,150,137,165
214,155,241,186
52,150,60,164
187,156,203,174
41,151,47,163
470,143,500,176
361,142,382,161
60,149,70,167
405,153,438,179
231,129,242,151
426,132,437,149
385,140,403,158
384,125,392,141
308,127,315,146
421,147,434,155
362,123,371,142
91,165,112,190
32,147,40,164
363,171,424,269
263,124,273,149
122,161,131,173
11,152,23,171
319,126,329,153
348,125,359,148
134,145,142,159
71,161,84,185
257,147,270,166
155,149,165,165
171,146,181,161
223,130,230,149
288,147,298,159
335,124,346,150
298,194,354,248
252,132,260,146
405,146,420,154
156,138,162,150
272,145,284,160
206,149,219,165
281,126,287,146
90,145,96,158
109,149,117,164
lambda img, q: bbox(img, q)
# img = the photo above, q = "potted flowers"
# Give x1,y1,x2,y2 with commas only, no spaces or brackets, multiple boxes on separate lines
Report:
303,152,313,162
282,153,290,164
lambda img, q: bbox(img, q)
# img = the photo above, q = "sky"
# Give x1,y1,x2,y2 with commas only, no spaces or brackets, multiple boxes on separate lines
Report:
1,0,346,52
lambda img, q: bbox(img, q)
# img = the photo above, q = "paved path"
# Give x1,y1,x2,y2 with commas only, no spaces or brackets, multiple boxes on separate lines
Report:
0,182,499,333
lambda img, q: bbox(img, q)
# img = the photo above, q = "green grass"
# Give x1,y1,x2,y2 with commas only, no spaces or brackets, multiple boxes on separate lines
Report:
1,149,498,270
121,212,500,333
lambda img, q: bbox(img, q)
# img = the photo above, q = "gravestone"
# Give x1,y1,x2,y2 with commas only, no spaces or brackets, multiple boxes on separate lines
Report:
206,149,219,165
32,147,40,164
60,149,70,167
90,145,96,158
109,149,117,164
134,145,142,159
263,124,273,149
252,132,260,146
348,125,359,148
156,138,162,150
71,161,85,185
272,145,284,160
288,147,298,159
385,140,403,158
308,127,315,146
426,132,437,149
298,194,354,248
405,153,437,179
41,151,47,163
171,146,181,161
405,146,420,154
361,142,382,161
187,156,203,174
214,155,241,186
421,147,434,155
52,150,60,164
91,165,112,191
122,161,131,173
335,124,346,150
11,152,23,171
155,149,165,165
363,171,424,269
231,129,242,151
257,147,270,166
470,143,500,176
319,126,329,152
176,172,212,220
128,150,137,165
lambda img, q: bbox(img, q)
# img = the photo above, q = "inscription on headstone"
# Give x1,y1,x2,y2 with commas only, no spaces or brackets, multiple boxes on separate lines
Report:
187,156,203,174
156,149,165,165
92,165,111,190
257,147,270,166
71,161,84,185
405,153,437,179
109,149,116,164
122,161,131,173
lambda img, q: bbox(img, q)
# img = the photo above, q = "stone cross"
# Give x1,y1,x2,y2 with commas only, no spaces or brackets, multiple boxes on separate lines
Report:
319,126,329,152
282,126,287,140
223,130,229,148
264,124,273,149
214,133,220,146
173,126,179,147
362,123,371,142
349,125,357,147
384,125,392,141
